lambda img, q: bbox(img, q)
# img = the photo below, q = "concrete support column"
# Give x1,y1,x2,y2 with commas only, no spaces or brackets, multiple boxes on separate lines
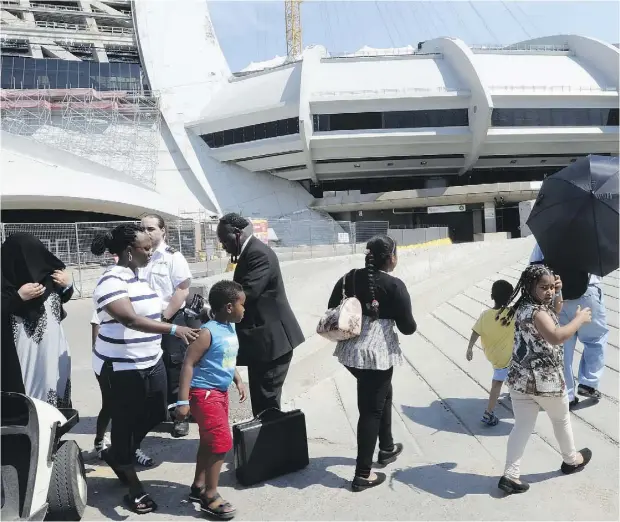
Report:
519,200,536,237
484,201,496,233
472,208,483,235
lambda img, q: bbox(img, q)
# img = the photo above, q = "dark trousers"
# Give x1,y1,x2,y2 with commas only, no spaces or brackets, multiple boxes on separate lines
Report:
95,361,113,442
161,312,189,406
247,351,293,417
109,357,167,467
346,366,394,478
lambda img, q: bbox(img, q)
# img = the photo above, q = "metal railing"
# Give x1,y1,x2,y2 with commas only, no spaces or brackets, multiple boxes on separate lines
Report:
470,43,571,52
31,20,133,34
327,49,442,58
488,85,618,93
0,219,397,298
314,86,470,98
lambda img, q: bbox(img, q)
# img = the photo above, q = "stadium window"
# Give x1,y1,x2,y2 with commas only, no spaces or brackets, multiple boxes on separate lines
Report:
265,121,278,138
233,127,244,144
492,108,620,127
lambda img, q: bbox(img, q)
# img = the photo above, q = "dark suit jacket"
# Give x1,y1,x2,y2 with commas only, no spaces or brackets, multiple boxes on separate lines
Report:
233,237,304,365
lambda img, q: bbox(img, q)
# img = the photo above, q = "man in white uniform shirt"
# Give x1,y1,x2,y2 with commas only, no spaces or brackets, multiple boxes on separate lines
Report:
141,215,193,437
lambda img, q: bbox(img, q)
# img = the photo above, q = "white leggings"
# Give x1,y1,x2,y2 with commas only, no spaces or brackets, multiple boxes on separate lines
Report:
504,391,579,480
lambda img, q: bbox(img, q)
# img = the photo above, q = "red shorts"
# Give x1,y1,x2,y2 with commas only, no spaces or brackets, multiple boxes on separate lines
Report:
189,388,232,454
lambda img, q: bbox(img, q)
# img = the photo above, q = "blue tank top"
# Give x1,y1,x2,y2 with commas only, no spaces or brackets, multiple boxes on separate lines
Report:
190,320,239,392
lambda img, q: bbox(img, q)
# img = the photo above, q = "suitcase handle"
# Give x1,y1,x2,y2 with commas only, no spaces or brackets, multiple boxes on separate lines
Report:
254,407,285,421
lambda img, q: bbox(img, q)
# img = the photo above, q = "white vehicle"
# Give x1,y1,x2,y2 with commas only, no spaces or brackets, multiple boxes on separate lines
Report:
1,392,87,521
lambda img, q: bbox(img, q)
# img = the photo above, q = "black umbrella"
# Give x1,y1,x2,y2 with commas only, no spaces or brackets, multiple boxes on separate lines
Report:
526,155,619,277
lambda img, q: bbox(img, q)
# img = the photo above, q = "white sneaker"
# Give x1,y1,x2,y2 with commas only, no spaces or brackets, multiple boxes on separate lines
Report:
135,448,155,467
94,436,110,459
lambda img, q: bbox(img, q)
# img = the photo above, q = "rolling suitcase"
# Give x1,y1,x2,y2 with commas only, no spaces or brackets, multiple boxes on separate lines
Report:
233,408,309,486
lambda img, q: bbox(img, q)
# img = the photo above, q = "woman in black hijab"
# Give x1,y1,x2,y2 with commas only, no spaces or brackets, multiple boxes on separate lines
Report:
1,233,74,406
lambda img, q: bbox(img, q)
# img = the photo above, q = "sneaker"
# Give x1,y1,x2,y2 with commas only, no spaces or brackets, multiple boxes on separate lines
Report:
94,436,110,459
569,397,580,410
172,419,189,438
577,384,601,400
135,448,155,467
481,411,499,426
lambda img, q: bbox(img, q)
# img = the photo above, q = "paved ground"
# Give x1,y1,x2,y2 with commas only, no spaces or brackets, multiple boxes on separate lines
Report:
62,238,619,520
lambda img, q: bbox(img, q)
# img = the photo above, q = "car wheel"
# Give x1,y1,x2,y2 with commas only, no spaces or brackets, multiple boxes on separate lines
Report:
45,440,87,521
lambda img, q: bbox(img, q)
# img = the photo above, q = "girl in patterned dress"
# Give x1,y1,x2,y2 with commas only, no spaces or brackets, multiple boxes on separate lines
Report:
497,264,594,495
327,234,417,492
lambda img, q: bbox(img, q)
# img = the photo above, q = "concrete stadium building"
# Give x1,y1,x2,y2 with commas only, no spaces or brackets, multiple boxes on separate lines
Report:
1,0,618,241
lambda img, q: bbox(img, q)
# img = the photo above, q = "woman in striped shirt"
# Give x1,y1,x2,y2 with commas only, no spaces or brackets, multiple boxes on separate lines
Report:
91,223,200,514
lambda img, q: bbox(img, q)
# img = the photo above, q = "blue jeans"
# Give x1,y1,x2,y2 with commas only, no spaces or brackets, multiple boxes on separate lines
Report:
560,286,609,400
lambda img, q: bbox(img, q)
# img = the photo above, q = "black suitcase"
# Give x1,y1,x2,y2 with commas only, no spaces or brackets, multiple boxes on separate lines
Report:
233,408,309,486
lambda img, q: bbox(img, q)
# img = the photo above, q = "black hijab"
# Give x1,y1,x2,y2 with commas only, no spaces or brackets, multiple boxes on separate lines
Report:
1,233,65,320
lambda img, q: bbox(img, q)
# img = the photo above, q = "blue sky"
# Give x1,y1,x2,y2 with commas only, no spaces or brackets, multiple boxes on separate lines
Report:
208,0,619,71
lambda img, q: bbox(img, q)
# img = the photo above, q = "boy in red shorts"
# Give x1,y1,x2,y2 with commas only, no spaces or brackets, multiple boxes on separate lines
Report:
176,280,247,520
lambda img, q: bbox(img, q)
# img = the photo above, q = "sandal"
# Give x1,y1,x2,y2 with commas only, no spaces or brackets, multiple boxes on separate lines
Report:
481,411,499,427
200,493,236,520
124,493,157,514
189,485,205,503
100,448,129,485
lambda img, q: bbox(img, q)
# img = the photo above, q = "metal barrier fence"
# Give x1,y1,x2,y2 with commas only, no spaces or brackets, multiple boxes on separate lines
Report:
0,219,394,298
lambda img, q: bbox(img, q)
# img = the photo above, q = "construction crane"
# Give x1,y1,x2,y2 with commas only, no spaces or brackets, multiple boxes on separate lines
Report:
284,0,302,58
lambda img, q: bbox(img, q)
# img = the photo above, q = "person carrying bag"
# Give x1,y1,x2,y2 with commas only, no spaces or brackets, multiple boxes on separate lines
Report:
322,234,417,492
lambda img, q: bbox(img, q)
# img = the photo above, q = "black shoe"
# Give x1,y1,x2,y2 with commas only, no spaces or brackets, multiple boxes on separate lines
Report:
498,476,530,494
577,384,601,400
377,443,403,466
569,397,580,410
561,448,592,475
172,419,189,438
352,472,386,492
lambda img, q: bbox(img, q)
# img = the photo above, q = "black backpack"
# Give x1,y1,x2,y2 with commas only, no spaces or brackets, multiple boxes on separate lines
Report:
543,262,590,301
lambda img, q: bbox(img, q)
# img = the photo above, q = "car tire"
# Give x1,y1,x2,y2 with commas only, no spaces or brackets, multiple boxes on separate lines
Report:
45,440,87,521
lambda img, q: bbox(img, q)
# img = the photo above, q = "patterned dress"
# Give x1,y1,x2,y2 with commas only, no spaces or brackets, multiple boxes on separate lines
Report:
334,315,403,371
507,301,565,397
11,291,72,407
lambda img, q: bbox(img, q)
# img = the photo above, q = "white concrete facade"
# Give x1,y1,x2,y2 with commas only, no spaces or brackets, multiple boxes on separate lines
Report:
1,0,618,222
188,35,619,185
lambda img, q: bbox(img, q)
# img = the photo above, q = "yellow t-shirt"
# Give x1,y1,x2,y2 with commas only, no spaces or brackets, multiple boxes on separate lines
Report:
472,308,515,369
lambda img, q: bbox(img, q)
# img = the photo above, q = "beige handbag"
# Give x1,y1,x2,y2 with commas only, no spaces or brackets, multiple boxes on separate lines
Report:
316,271,362,342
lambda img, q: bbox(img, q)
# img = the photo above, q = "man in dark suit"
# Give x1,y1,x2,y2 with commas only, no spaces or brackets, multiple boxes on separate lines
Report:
217,213,305,416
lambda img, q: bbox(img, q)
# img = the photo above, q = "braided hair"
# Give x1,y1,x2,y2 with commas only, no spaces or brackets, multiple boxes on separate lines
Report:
497,264,554,325
365,234,397,320
91,223,145,257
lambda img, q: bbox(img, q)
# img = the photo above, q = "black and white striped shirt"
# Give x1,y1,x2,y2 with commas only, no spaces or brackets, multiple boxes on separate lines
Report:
92,266,163,373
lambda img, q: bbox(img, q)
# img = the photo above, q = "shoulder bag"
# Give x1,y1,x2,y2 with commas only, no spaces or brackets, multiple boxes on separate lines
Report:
316,271,362,342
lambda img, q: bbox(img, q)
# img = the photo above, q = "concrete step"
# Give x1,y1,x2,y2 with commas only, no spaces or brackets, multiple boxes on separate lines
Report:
279,239,537,405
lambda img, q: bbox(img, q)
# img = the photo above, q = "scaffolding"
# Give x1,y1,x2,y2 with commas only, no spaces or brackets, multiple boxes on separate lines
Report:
0,88,160,188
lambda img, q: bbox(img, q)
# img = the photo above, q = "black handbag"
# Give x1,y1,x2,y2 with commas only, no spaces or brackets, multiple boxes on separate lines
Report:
233,408,309,487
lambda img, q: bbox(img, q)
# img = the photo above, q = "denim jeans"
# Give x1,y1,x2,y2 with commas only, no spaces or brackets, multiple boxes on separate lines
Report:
560,286,609,400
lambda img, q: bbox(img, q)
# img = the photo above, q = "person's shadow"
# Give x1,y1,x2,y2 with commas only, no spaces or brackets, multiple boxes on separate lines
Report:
391,462,559,499
85,475,203,521
402,397,514,437
218,455,356,491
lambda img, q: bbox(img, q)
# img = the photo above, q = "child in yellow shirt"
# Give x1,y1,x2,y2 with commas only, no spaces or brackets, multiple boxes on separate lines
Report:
466,280,515,426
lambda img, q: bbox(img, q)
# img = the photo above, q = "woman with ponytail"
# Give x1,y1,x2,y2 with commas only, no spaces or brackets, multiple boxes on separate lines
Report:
90,224,200,514
326,234,416,492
